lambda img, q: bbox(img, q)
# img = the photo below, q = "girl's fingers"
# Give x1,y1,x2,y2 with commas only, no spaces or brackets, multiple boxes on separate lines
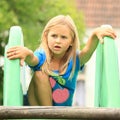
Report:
7,46,22,58
103,31,116,40
7,49,21,60
20,59,25,66
97,36,104,44
96,27,117,44
7,46,22,53
7,52,17,59
6,46,26,67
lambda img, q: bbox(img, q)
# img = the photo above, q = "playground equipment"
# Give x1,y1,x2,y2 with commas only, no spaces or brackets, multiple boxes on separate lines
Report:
3,26,25,106
95,34,120,107
2,26,120,119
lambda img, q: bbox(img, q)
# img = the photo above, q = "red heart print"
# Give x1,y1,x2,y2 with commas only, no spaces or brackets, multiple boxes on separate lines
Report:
52,88,69,103
50,77,56,88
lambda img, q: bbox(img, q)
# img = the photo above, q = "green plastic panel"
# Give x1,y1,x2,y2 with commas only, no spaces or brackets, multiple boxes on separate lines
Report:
95,36,120,107
4,26,24,106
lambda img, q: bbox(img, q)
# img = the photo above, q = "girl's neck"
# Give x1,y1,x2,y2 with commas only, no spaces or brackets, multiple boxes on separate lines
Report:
51,55,63,62
50,59,60,71
52,57,61,62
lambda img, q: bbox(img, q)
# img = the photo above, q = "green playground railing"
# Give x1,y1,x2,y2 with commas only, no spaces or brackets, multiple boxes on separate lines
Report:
95,36,120,107
4,26,24,106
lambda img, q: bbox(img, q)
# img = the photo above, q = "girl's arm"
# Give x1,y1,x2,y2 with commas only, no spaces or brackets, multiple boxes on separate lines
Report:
80,27,116,66
7,46,39,66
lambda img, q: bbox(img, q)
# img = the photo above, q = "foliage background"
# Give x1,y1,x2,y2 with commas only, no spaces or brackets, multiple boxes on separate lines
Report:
0,0,85,104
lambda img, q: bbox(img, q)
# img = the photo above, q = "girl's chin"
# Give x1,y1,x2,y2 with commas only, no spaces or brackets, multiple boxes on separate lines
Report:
52,52,65,58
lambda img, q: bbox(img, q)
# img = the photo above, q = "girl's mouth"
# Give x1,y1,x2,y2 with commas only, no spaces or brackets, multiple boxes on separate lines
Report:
54,45,61,51
54,45,61,48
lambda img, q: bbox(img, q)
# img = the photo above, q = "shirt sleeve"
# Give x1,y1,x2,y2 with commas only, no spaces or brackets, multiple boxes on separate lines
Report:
29,49,46,71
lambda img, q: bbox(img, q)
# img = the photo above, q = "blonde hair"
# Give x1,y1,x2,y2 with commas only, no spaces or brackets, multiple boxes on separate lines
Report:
40,15,80,78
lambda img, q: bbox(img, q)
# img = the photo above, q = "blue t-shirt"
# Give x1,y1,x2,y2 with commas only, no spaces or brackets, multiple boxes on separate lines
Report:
30,49,84,106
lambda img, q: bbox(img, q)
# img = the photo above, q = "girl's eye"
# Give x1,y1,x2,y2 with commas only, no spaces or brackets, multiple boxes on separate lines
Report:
51,34,57,38
61,35,67,39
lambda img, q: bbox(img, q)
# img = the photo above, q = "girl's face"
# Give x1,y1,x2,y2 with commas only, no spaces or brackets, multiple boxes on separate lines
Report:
47,25,73,59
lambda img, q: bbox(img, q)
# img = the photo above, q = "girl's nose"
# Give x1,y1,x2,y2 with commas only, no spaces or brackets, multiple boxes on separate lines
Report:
55,37,60,43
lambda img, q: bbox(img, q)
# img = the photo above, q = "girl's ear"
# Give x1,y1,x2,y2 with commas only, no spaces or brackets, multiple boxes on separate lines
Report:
44,31,48,40
70,44,72,47
70,40,73,46
44,31,47,37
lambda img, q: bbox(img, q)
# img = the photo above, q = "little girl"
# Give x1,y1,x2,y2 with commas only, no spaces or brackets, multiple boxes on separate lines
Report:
7,15,116,106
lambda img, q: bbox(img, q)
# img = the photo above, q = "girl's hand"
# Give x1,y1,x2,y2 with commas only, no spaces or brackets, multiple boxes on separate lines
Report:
93,26,117,44
7,46,30,66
